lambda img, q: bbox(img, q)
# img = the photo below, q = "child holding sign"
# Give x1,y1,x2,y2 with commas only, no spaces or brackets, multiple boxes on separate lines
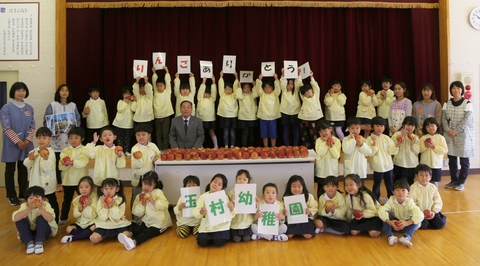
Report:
197,76,218,148
174,72,196,117
152,66,174,151
218,71,239,148
298,71,323,149
228,170,257,242
174,175,201,238
255,74,281,147
283,175,318,239
280,68,302,146
131,76,154,137
236,73,258,147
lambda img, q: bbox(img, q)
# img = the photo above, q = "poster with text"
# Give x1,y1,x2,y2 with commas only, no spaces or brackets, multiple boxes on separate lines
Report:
181,186,201,218
177,56,191,74
205,190,231,227
261,62,275,77
257,203,279,235
239,71,254,83
222,55,236,74
283,61,298,79
299,62,311,79
152,52,166,69
234,184,256,214
200,61,213,78
133,60,148,78
283,194,308,224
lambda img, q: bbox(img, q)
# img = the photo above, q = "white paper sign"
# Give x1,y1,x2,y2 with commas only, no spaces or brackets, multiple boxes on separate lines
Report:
261,62,275,77
234,184,256,214
200,61,213,78
152,52,166,69
239,71,254,83
283,194,308,224
133,60,148,78
299,62,311,79
283,61,298,79
177,55,191,74
205,190,231,227
257,203,279,235
181,186,201,218
222,55,236,74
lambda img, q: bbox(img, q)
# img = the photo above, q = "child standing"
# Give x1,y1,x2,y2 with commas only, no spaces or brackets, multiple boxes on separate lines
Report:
236,77,259,147
389,81,412,136
58,127,90,224
283,175,318,239
61,176,98,243
412,83,442,137
218,71,239,148
315,176,350,235
367,117,397,200
12,186,58,254
90,178,132,243
174,72,196,116
392,116,420,184
255,74,281,147
82,86,108,144
379,180,424,247
279,68,301,146
23,127,59,221
84,127,126,190
324,80,347,141
298,71,324,149
356,79,378,138
376,76,395,136
197,76,218,148
193,174,235,247
419,117,448,187
342,117,372,180
112,86,134,156
131,76,154,135
251,183,288,241
314,120,341,187
130,124,161,211
118,171,172,250
229,169,256,242
344,174,382,237
174,175,201,238
409,164,446,229
152,66,174,151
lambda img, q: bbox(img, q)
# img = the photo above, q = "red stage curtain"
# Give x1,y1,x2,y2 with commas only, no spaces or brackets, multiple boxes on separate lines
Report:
67,7,439,123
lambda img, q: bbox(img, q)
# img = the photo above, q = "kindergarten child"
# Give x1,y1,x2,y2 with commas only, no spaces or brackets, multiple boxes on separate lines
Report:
118,171,172,250
58,126,89,224
197,76,218,148
342,117,372,180
315,176,350,235
251,183,288,241
61,176,98,243
255,74,281,147
174,175,201,238
314,120,341,186
366,117,397,200
392,116,420,184
283,175,318,239
356,79,378,138
376,76,395,136
228,169,256,242
152,66,174,151
112,86,134,156
378,180,424,247
344,174,383,237
298,71,324,149
90,178,132,243
174,72,196,116
23,127,59,222
84,127,126,190
218,71,239,148
236,75,259,147
131,76,154,136
279,68,301,146
193,174,236,247
324,80,347,141
419,117,448,186
389,81,412,136
409,164,446,229
82,86,109,144
12,186,58,254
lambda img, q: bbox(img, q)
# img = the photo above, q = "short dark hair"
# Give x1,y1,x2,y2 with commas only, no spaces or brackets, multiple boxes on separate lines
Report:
236,169,252,183
24,186,45,200
415,164,432,175
262,182,278,194
393,180,410,191
120,86,133,100
183,175,200,187
422,117,441,135
99,126,116,136
180,100,192,108
54,84,73,103
316,119,331,132
381,76,393,84
89,86,100,93
371,116,386,127
449,81,464,96
9,82,29,99
139,171,163,190
330,80,343,88
180,82,191,91
402,116,418,129
134,124,153,134
68,126,85,139
36,127,52,137
360,79,372,87
300,83,312,96
346,117,361,128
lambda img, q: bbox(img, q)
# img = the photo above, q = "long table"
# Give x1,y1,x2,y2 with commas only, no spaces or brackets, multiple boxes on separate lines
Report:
155,150,317,203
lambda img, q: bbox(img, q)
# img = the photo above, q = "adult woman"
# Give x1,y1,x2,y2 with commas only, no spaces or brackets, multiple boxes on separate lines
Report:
442,81,475,191
412,83,442,137
0,82,35,205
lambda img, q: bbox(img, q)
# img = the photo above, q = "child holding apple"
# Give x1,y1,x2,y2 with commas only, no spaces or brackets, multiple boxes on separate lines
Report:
90,178,131,244
314,176,350,235
12,186,58,254
23,127,59,223
84,127,126,193
130,124,161,213
82,86,109,144
344,174,383,237
298,71,324,149
174,175,201,238
112,86,134,156
58,126,90,224
314,120,341,186
118,171,172,250
61,176,98,243
341,117,372,180
391,116,420,185
356,79,378,138
378,180,424,247
409,164,446,229
419,117,448,187
131,76,154,138
324,80,347,141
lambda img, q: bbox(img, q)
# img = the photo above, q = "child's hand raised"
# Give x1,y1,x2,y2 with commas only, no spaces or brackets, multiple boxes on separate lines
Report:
92,132,99,144
273,73,278,80
189,72,194,77
233,71,238,80
220,70,224,77
143,76,149,83
175,72,179,78
163,66,169,73
135,76,141,83
211,75,215,83
202,77,207,84
258,74,263,80
151,66,156,73
281,68,285,76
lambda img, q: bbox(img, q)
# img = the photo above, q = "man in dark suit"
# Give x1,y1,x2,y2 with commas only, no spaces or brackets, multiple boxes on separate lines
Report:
169,100,204,149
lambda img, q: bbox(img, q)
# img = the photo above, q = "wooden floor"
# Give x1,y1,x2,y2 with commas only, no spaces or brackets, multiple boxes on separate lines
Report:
2,176,480,265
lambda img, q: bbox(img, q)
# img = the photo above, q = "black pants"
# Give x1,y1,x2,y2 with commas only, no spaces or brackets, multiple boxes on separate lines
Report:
61,186,79,220
45,192,59,223
4,161,28,199
132,222,164,245
54,152,62,185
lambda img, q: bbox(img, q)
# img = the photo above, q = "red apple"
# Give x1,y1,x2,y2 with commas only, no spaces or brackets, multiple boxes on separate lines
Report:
160,153,167,161
260,151,268,159
167,153,175,161
33,198,41,207
191,152,199,160
104,196,114,205
425,137,432,145
129,95,136,101
300,149,309,158
353,210,363,219
464,91,472,100
225,151,233,160
424,209,433,218
394,221,402,228
183,152,191,161
251,151,259,159
139,193,149,201
396,135,404,142
217,152,225,160
242,151,250,159
293,150,301,158
208,152,216,160
39,148,49,157
354,135,363,141
285,150,293,158
200,152,207,160
326,137,335,146
115,146,123,153
329,88,334,94
79,195,89,205
62,156,72,164
175,153,183,161
277,150,285,158
133,151,143,159
269,151,276,159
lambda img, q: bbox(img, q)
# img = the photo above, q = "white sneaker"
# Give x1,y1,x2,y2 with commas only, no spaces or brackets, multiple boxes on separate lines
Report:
315,228,323,234
61,235,73,244
251,234,260,240
399,236,413,247
34,243,44,254
26,243,35,254
273,234,288,242
388,235,398,246
118,233,136,250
